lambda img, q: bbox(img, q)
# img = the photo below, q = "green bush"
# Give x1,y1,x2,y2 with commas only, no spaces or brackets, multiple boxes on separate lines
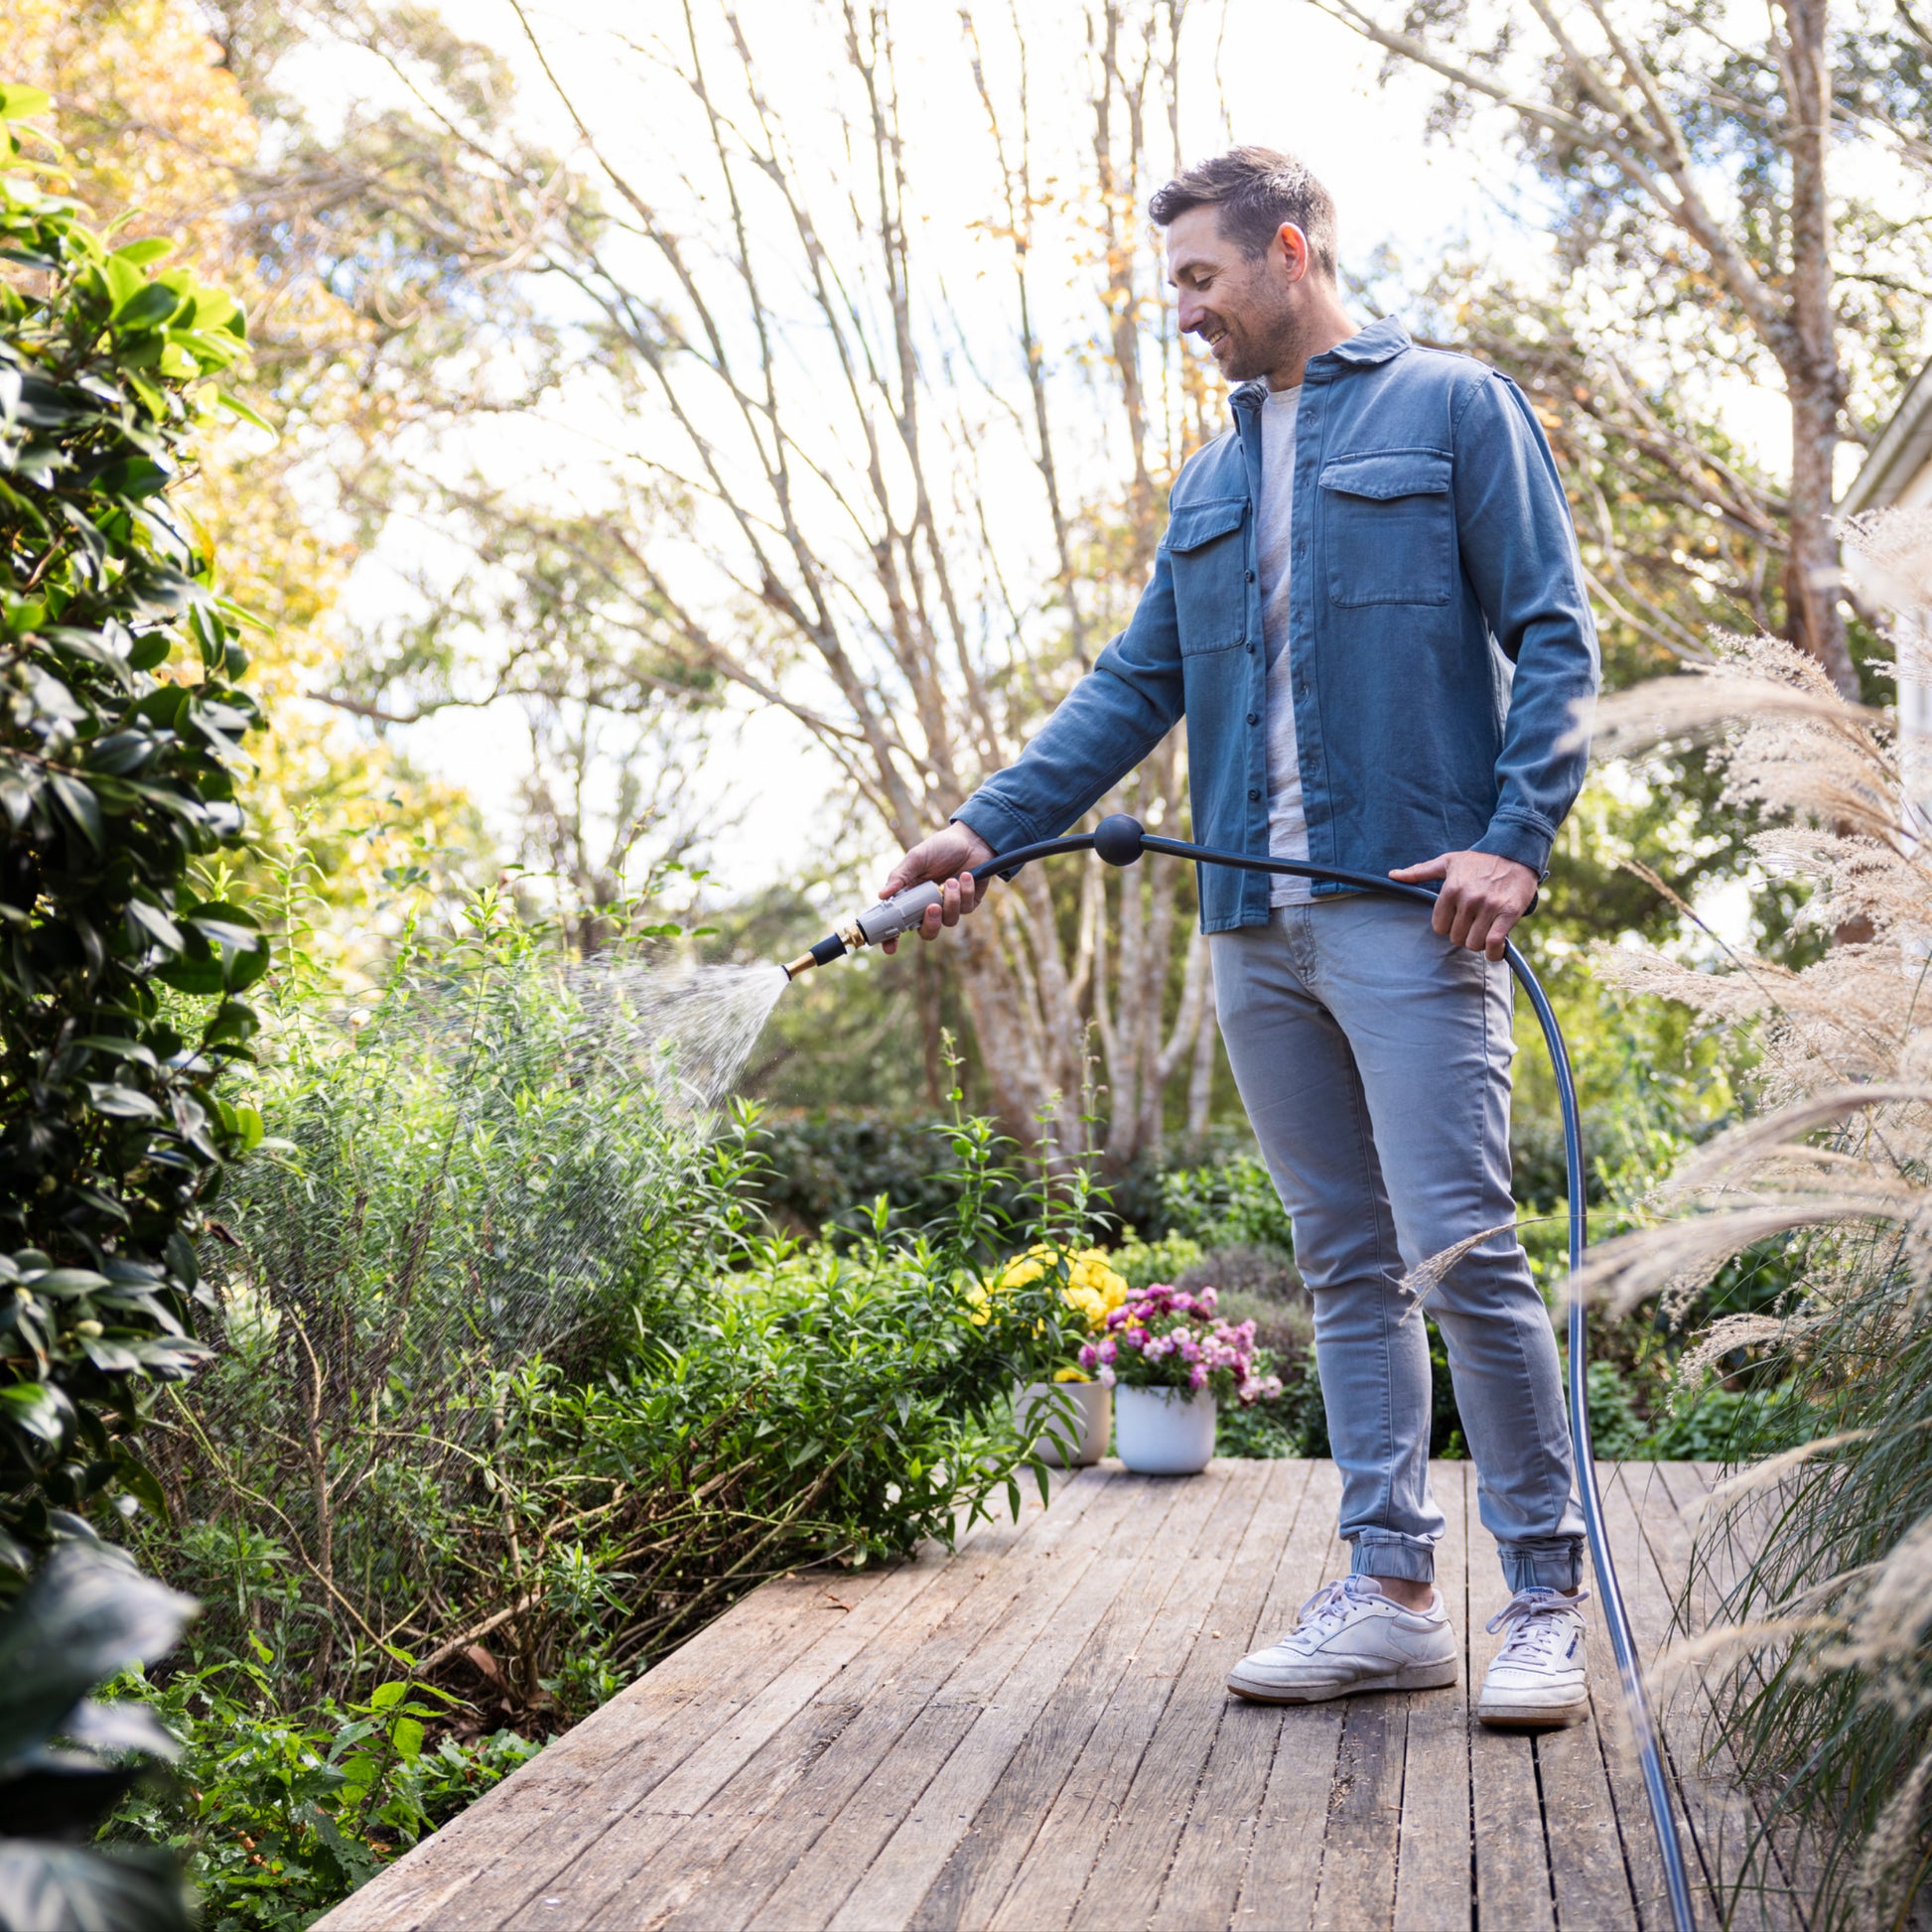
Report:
138,905,1074,1721
109,1653,538,1932
0,1540,196,1930
1157,1152,1296,1256
0,84,268,1571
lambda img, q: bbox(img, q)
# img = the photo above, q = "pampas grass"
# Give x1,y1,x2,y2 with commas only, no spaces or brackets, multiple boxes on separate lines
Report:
1582,516,1932,1929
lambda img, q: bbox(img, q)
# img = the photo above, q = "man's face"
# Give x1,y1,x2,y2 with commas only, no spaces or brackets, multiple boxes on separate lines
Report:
1166,206,1303,384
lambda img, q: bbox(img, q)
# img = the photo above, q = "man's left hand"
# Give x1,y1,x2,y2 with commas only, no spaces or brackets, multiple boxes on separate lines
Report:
1387,851,1538,962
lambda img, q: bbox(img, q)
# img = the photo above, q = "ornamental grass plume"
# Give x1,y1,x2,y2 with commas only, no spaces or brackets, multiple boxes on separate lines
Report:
1572,511,1932,1927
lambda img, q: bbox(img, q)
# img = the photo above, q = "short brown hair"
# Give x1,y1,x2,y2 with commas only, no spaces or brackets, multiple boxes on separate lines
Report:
1148,146,1338,279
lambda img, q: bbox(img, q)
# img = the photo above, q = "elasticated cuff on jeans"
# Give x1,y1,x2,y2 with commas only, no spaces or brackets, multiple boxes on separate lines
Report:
1347,1533,1436,1586
1500,1538,1585,1594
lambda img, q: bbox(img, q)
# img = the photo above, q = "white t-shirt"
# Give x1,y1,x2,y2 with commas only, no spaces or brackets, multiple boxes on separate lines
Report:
1260,384,1311,906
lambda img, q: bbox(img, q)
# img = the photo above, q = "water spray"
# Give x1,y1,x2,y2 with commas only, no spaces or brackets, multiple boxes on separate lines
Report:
780,811,1698,1932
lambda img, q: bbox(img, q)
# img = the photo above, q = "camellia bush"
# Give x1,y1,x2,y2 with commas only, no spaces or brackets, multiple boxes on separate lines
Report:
0,83,268,1572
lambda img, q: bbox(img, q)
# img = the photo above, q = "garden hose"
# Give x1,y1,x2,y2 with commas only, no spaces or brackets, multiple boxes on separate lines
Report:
785,811,1699,1932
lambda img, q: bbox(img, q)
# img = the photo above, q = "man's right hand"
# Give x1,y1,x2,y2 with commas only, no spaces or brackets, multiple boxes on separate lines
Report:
879,822,996,952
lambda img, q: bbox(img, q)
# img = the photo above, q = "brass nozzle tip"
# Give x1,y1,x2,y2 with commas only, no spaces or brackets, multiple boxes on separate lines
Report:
781,951,817,981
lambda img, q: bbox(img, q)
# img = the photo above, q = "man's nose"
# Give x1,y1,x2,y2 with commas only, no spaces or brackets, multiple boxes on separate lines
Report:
1176,296,1206,336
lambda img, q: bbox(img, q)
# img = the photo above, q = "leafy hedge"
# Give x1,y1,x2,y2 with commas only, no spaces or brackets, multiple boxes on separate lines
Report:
0,84,267,1572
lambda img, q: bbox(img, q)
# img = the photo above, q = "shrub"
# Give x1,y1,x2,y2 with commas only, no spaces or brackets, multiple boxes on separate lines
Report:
0,1540,196,1929
0,83,267,1571
109,1653,539,1932
138,910,1073,1723
1157,1152,1296,1256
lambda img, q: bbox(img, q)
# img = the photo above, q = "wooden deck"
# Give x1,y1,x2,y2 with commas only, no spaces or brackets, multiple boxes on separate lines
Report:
317,1459,1800,1932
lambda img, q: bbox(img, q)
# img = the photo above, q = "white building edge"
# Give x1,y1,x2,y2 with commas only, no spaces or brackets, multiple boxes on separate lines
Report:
1841,356,1932,826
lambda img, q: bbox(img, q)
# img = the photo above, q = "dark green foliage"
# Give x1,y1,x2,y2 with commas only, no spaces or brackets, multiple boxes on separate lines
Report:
0,1540,195,1931
110,1653,538,1932
0,86,268,1570
1156,1154,1296,1257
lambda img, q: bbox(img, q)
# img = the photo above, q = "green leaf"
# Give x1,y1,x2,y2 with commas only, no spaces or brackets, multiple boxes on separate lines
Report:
213,389,275,435
85,1083,161,1120
111,238,174,267
366,1680,408,1712
390,1717,425,1762
126,900,184,951
47,774,103,853
1,1384,69,1446
0,86,53,121
112,284,182,332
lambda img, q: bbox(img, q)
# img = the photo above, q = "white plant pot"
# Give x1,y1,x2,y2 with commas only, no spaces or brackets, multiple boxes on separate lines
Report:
1115,1384,1217,1475
1015,1379,1111,1467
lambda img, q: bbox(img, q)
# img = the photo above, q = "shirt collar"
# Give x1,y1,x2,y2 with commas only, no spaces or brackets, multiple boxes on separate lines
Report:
1228,315,1410,416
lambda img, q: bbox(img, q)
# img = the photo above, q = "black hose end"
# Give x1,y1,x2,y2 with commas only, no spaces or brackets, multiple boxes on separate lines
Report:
810,933,847,966
1093,814,1145,868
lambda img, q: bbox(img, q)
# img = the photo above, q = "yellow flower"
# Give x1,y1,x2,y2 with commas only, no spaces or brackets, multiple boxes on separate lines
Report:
1053,1365,1092,1383
993,1244,1128,1332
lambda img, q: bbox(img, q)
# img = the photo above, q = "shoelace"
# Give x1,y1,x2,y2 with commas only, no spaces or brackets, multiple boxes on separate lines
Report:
1484,1587,1590,1666
1280,1577,1374,1651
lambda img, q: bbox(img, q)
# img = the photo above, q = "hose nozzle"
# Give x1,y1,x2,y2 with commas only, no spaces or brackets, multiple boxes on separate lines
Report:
780,880,945,980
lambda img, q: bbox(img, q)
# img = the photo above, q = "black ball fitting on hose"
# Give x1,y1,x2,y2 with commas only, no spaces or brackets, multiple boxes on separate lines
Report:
1092,813,1145,868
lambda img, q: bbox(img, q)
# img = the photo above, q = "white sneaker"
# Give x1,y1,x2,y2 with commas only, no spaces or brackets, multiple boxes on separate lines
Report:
1476,1587,1589,1728
1225,1577,1459,1704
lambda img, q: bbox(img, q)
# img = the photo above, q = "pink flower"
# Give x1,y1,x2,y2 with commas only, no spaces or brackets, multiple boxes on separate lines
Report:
1097,1336,1117,1365
1078,1341,1097,1370
1198,1287,1218,1311
1189,1362,1207,1391
1097,1365,1117,1387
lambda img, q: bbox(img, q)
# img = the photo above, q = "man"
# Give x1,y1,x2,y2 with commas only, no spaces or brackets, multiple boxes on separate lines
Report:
881,148,1598,1727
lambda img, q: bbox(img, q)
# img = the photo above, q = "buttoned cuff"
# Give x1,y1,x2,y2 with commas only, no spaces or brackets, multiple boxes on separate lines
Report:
951,794,1040,880
1473,812,1555,879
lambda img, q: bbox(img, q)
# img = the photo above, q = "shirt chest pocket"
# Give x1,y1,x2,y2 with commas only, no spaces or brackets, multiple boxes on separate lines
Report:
1164,496,1250,654
1317,448,1453,609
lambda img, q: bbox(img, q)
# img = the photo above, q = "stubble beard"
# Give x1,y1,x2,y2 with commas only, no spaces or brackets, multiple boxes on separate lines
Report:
1217,279,1309,387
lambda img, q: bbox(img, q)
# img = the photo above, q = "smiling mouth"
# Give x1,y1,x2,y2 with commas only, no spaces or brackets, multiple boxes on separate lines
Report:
1205,328,1230,355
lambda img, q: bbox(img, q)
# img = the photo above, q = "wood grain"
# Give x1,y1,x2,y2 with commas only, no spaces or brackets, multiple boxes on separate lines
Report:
317,1461,1784,1932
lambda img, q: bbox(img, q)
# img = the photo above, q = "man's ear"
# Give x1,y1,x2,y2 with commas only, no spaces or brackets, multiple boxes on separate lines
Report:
1275,222,1311,282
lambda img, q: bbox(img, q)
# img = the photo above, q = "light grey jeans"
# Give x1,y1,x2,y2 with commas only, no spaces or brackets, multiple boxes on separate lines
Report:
1211,897,1585,1593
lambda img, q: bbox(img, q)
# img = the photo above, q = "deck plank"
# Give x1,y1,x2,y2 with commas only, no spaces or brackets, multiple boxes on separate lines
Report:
1059,1460,1303,1932
1581,1462,1674,1932
316,1463,1782,1932
983,1463,1285,1932
1639,1460,1812,1932
1465,1485,1559,1932
1392,1460,1473,1932
1597,1462,1740,1927
1146,1458,1328,1932
626,1466,1158,1932
837,1461,1275,1932
921,1459,1312,1932
1220,1458,1348,1932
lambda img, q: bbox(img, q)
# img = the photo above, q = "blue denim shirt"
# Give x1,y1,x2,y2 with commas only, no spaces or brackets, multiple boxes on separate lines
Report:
954,318,1600,933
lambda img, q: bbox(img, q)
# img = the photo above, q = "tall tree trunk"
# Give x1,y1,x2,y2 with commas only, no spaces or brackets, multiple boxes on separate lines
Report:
1778,0,1856,696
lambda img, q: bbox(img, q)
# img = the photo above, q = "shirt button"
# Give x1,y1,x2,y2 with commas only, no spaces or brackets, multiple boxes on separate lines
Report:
1248,787,1261,802
1246,712,1259,726
1245,570,1256,584
1246,641,1256,653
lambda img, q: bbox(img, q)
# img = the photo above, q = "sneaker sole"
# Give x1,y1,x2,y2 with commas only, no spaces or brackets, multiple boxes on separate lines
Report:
1475,1694,1587,1730
1226,1657,1459,1704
